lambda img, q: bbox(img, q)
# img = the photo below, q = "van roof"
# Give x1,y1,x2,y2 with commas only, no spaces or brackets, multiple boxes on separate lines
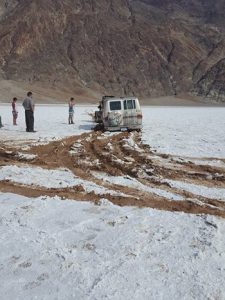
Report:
102,96,138,102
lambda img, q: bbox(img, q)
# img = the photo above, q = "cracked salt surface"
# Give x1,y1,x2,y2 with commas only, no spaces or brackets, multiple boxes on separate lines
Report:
92,171,184,201
0,193,225,300
0,105,225,299
142,107,225,158
164,179,225,201
190,158,225,169
0,165,126,197
16,152,37,160
0,104,95,146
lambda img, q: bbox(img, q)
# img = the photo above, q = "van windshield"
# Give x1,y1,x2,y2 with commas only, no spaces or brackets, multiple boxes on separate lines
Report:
110,101,121,111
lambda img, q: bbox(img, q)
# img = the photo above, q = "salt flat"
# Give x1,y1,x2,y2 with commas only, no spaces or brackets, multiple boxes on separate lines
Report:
1,193,225,300
1,104,225,158
0,104,225,300
142,106,225,158
0,104,94,146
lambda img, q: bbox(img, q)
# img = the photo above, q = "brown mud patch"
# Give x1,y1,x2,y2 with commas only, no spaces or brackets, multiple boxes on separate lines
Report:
0,131,225,218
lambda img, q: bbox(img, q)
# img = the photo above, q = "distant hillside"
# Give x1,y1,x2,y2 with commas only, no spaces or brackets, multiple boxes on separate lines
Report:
0,0,225,102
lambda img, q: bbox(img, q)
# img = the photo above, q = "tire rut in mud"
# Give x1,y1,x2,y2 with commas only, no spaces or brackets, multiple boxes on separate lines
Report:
0,131,225,218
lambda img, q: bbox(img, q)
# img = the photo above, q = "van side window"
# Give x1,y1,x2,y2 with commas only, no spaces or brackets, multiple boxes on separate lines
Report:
110,101,121,111
124,99,136,110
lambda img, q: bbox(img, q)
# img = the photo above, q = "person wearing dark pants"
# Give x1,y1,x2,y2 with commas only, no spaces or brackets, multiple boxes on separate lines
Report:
25,110,34,132
0,115,3,128
22,91,35,132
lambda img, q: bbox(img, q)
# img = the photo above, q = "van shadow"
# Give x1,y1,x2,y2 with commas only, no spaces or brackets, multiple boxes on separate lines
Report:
79,124,94,131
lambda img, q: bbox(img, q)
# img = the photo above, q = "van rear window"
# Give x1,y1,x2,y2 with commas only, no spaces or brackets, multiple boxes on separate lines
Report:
110,101,121,111
124,99,136,110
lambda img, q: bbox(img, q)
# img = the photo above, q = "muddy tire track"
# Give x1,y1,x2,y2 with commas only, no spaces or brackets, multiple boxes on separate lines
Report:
0,131,225,218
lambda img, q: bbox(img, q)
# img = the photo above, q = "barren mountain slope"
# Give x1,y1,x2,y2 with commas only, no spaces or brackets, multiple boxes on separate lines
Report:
0,0,225,101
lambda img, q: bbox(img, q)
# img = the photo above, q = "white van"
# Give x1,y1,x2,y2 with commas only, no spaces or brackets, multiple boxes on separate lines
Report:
95,96,142,131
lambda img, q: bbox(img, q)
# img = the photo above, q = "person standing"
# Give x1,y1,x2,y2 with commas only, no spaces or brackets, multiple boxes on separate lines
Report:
22,91,35,132
12,97,18,125
0,115,3,128
68,97,75,124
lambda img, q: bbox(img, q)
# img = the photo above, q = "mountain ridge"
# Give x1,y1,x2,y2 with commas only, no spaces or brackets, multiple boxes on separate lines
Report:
0,0,225,102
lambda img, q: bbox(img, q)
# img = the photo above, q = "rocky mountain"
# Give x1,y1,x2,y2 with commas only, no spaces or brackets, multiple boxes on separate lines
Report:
0,0,225,102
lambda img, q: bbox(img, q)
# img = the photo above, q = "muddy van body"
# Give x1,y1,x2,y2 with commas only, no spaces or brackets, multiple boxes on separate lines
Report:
96,96,142,131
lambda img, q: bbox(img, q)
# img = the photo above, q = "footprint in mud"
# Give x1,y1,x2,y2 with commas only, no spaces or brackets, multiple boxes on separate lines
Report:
9,255,21,264
83,243,96,251
23,273,49,290
152,227,173,242
18,260,32,268
107,215,129,227
37,273,49,281
24,281,41,290
86,233,97,241
83,206,102,214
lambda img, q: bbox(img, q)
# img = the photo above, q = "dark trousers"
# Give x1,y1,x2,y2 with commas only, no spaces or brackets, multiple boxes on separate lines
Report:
25,110,34,132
